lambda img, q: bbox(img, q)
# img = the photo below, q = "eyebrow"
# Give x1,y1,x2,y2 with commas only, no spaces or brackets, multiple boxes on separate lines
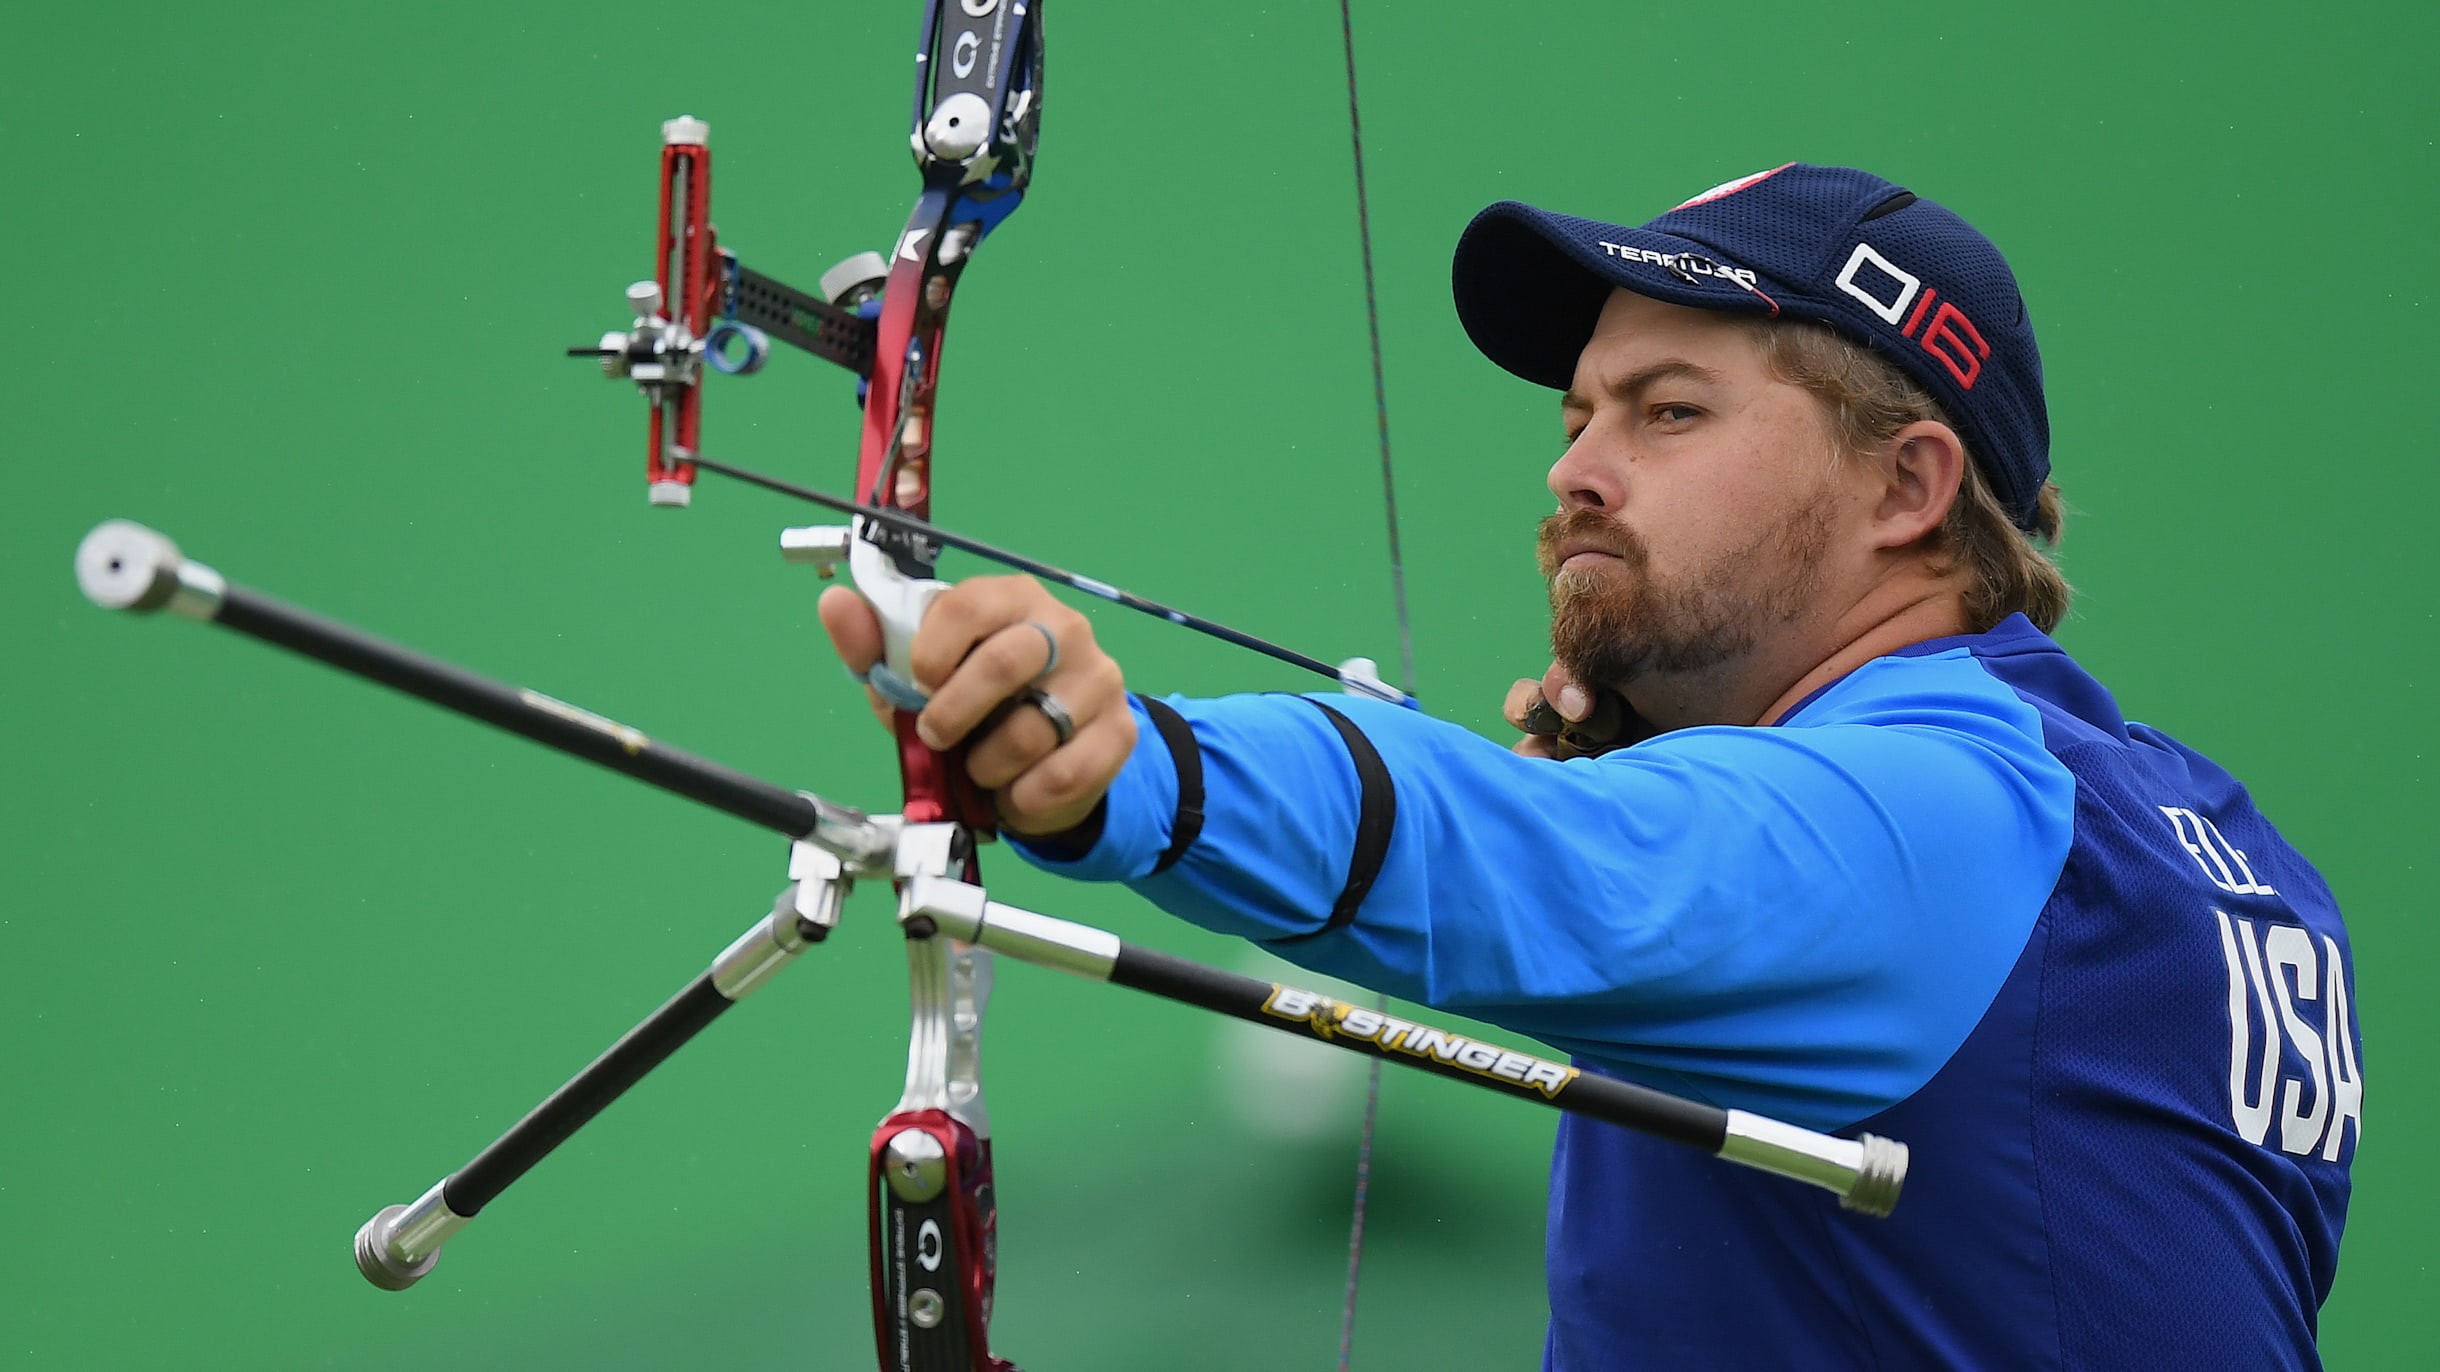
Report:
1560,359,1727,414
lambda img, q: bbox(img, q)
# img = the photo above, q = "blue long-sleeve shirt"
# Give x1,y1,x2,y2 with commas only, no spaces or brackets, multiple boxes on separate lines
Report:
1013,615,2358,1370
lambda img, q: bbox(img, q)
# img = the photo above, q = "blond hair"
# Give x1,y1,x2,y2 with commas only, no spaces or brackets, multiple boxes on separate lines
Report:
1748,320,2071,632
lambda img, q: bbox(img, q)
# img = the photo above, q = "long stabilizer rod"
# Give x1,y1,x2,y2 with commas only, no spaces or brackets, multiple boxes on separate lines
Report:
903,875,1909,1216
74,520,890,865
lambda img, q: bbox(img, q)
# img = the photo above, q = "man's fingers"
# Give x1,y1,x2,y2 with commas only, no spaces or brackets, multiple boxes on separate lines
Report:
1503,677,1547,732
874,573,1131,832
965,652,1125,790
826,570,1131,829
817,585,897,732
916,583,1083,750
998,705,1139,836
818,585,886,675
909,576,1061,696
1513,734,1561,760
1540,661,1589,722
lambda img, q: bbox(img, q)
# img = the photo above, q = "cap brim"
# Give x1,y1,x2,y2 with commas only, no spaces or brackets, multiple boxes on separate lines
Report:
1452,202,1782,390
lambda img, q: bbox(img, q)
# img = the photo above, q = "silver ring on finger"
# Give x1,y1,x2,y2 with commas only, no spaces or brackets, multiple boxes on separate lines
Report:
1020,686,1076,746
1024,619,1060,684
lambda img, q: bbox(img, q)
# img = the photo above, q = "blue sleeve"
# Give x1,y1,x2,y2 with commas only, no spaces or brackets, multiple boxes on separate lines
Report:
1011,649,2075,1131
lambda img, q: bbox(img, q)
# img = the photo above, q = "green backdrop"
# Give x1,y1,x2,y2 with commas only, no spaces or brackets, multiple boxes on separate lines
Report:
5,1,2430,1367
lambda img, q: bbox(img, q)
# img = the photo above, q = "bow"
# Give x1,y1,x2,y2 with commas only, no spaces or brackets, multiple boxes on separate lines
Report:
70,5,1914,1368
597,4,1048,1362
827,4,1042,1364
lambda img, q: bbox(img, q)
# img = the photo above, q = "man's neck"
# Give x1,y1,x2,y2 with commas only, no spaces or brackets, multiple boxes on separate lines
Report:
1623,576,1973,731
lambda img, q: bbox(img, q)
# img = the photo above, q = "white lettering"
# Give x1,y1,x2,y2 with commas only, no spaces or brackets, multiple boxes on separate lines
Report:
1833,242,1921,325
1523,1061,1576,1097
1593,241,1758,288
2266,925,2331,1155
952,30,981,79
917,1218,944,1272
2198,812,2275,895
2320,934,2364,1161
1249,990,1664,1106
2166,806,2240,889
2163,807,2277,896
2217,910,2280,1145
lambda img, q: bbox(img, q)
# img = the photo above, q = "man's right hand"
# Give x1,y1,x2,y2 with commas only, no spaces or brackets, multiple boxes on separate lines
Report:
1504,665,1642,760
1506,663,1590,759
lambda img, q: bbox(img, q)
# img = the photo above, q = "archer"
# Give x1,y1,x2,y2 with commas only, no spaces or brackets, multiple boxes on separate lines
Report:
818,163,2362,1371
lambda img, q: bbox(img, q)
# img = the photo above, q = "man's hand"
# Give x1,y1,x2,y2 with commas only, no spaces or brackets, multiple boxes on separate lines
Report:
1505,663,1586,760
818,575,1135,836
1504,663,1643,760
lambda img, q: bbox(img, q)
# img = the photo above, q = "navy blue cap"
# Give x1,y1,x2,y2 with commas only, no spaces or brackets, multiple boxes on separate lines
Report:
1452,164,2049,529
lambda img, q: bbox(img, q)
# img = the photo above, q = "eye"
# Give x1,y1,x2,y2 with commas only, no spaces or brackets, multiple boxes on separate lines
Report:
1650,402,1702,426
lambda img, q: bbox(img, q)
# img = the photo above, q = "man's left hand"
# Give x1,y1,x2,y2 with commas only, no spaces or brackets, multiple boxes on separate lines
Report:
817,576,1135,836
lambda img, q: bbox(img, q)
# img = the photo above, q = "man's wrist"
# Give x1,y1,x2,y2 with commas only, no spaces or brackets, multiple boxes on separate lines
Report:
1005,798,1108,861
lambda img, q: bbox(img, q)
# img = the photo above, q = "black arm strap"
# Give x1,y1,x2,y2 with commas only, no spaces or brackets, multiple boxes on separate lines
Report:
1277,697,1398,941
1138,694,1205,875
1042,696,1391,925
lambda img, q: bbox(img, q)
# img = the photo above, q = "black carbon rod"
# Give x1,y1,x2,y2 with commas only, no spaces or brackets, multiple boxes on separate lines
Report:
444,975,733,1216
1107,944,1726,1151
75,521,871,845
348,898,826,1290
211,584,833,836
909,880,1907,1215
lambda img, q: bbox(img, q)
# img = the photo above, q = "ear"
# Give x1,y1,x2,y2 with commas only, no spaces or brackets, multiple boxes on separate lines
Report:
1866,419,1966,550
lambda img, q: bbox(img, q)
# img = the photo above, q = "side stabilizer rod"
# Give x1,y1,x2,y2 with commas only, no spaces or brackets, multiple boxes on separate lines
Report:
354,862,847,1290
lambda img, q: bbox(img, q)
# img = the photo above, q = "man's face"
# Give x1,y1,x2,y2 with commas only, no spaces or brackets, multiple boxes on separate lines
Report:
1540,289,1853,695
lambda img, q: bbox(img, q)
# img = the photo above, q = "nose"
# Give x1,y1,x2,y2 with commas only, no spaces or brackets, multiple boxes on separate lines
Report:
1548,433,1623,513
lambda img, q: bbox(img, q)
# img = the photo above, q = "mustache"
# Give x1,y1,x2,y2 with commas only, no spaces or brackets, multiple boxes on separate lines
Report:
1536,508,1649,578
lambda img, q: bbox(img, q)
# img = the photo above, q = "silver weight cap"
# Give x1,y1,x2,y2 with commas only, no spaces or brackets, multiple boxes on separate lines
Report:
819,251,891,308
76,520,184,612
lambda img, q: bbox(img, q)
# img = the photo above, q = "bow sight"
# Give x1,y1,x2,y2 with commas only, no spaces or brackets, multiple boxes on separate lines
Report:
575,114,885,507
72,3,1911,1369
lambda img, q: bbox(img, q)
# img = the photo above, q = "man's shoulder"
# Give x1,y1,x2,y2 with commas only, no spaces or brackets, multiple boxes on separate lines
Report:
1813,619,2302,860
1799,614,2135,755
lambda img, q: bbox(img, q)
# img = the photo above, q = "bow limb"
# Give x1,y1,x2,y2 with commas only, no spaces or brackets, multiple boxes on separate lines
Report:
857,4,1043,1370
852,180,999,839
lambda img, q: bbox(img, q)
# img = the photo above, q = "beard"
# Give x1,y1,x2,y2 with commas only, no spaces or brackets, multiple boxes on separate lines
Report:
1537,499,1832,693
